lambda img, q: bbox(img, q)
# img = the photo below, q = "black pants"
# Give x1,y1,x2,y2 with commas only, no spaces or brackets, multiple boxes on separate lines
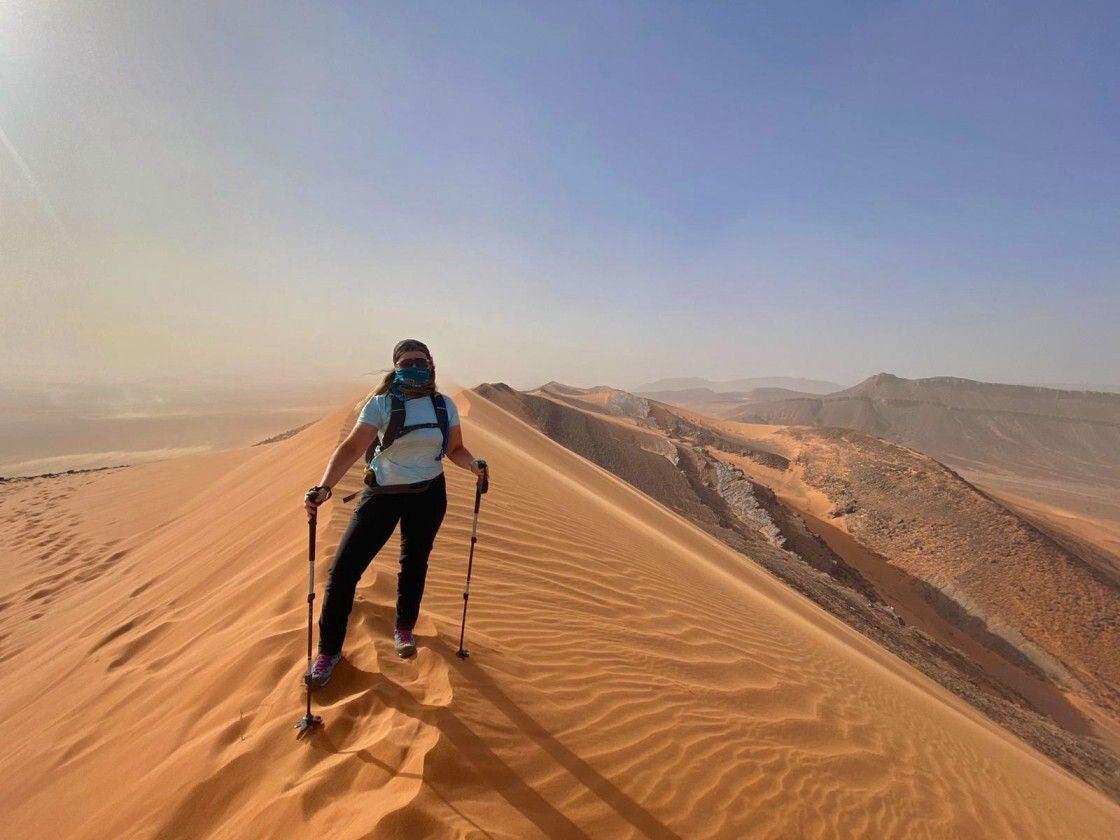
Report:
317,474,447,656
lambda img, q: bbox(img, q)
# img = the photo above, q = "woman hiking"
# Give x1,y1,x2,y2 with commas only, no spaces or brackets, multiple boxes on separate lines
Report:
303,339,487,687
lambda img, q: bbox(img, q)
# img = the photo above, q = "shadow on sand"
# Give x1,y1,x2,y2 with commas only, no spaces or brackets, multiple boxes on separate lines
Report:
306,604,681,840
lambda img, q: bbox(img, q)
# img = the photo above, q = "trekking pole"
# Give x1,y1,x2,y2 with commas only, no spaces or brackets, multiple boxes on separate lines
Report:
295,508,323,735
456,461,488,659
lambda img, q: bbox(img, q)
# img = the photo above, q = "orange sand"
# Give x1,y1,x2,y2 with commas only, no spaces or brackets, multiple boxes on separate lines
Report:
0,390,1117,838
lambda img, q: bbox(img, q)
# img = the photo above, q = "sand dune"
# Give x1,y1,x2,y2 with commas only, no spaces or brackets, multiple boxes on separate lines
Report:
1,390,1118,838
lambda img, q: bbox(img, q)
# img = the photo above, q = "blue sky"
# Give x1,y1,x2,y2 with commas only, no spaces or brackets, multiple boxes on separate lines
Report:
2,1,1117,389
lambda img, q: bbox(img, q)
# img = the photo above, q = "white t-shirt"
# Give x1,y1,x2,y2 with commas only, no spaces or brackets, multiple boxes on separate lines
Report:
357,392,460,486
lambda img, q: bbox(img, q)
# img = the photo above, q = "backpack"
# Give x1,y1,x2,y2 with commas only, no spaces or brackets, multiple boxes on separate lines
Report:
363,393,450,467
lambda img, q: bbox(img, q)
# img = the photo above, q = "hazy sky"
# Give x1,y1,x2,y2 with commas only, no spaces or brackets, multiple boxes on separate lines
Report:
3,1,1117,391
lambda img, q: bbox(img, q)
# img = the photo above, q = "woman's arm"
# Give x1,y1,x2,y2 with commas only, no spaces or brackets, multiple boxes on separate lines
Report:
305,421,379,516
445,424,486,476
318,420,379,488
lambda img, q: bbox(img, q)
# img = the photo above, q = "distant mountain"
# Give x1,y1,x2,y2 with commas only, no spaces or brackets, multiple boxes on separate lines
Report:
636,386,827,420
634,387,749,404
733,372,1120,484
635,376,846,395
1034,382,1120,394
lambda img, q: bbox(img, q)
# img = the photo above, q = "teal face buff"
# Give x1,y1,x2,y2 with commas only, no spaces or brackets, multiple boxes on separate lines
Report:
394,367,432,388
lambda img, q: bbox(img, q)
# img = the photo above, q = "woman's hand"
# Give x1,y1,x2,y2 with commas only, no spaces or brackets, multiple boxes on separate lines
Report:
304,485,332,518
469,459,488,478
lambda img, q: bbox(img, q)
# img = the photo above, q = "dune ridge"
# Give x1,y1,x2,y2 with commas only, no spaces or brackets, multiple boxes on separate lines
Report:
470,383,1120,797
0,390,1118,837
512,383,1120,715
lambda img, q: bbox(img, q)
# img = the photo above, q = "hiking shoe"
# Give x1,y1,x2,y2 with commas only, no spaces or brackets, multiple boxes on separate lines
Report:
394,628,417,659
307,652,341,687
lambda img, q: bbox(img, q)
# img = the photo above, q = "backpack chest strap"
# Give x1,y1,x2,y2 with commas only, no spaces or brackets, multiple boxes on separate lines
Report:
399,422,441,433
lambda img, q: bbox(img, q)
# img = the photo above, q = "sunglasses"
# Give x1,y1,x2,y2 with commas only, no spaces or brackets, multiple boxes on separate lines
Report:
396,358,431,370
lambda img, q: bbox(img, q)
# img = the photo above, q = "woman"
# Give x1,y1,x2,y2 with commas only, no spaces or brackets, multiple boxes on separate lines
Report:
303,339,487,687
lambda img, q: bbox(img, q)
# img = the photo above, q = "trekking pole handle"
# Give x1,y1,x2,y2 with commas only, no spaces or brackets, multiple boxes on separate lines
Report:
475,459,489,495
307,513,317,599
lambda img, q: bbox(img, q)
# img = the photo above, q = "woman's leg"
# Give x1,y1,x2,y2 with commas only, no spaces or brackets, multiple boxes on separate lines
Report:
317,493,402,655
395,475,448,631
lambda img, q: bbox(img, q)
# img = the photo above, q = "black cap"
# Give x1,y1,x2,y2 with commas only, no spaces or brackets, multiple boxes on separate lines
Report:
393,339,431,363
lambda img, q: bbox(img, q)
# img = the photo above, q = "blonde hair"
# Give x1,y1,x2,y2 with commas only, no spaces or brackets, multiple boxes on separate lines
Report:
373,369,395,396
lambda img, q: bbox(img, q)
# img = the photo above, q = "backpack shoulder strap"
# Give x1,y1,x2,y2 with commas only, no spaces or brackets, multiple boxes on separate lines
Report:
381,394,408,449
432,394,449,460
364,394,406,464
